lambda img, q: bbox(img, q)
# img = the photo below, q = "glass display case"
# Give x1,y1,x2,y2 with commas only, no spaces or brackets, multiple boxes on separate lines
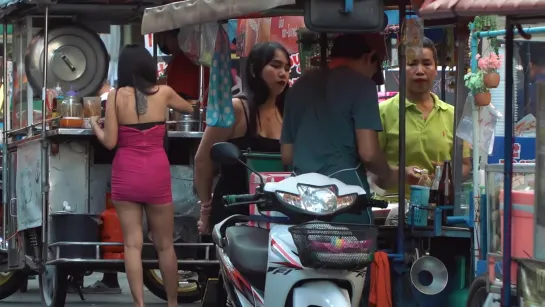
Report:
485,163,535,288
485,163,535,255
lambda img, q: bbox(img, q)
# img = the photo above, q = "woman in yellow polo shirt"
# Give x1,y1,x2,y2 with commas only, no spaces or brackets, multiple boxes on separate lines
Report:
379,37,471,198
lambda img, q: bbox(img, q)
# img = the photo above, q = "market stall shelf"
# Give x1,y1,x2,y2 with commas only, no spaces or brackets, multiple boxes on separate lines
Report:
0,1,216,306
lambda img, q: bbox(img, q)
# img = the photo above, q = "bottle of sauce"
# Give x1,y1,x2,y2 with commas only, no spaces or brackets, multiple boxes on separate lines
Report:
50,82,63,129
428,165,443,221
438,160,454,224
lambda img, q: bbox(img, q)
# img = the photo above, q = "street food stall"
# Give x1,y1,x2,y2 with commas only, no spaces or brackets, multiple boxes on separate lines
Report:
142,0,476,306
419,1,545,306
0,0,219,305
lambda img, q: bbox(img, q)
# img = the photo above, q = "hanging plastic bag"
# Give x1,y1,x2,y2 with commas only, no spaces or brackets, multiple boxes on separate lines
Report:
177,22,219,67
456,94,503,154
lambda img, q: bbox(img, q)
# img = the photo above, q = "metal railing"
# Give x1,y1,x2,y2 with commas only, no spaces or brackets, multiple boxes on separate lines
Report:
46,241,219,266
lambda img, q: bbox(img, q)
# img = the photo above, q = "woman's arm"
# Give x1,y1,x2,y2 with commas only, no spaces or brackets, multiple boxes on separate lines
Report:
194,99,244,202
92,90,118,150
164,85,194,114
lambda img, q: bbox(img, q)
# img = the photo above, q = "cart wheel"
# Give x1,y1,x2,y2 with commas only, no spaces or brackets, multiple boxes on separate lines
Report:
466,276,488,307
0,270,27,300
39,260,68,307
143,269,202,303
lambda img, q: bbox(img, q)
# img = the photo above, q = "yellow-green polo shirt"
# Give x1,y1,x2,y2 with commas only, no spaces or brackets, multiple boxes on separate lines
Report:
378,93,470,197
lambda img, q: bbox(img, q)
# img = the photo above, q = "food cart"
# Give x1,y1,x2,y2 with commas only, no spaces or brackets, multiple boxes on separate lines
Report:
0,0,219,305
419,2,545,306
142,0,477,306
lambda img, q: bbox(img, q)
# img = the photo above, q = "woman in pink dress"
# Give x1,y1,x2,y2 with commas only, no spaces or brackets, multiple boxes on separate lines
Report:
91,44,194,307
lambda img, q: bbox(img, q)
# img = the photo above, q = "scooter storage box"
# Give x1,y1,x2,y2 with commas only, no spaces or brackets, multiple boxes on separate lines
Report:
50,212,101,259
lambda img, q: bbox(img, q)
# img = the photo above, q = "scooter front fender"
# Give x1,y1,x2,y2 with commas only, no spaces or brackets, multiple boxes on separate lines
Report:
291,280,351,307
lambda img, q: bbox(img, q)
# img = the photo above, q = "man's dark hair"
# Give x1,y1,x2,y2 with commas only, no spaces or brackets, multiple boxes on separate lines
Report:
330,34,374,59
422,37,438,65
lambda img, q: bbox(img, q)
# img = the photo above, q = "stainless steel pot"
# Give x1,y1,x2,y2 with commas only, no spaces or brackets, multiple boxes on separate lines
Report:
167,101,203,131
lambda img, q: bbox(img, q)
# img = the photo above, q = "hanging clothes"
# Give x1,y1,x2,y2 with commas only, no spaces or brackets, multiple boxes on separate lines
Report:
369,251,392,307
206,25,234,128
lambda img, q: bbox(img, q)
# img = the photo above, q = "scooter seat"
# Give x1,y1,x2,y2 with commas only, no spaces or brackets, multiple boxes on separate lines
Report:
224,225,269,290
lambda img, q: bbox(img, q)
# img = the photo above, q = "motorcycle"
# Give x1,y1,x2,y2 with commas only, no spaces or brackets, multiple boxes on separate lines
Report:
207,142,386,307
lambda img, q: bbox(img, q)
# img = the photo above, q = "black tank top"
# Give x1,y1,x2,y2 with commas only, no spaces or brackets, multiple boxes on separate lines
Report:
114,89,168,152
210,98,280,225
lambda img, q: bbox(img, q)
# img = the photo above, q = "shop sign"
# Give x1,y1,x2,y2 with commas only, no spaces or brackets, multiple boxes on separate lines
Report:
489,137,536,164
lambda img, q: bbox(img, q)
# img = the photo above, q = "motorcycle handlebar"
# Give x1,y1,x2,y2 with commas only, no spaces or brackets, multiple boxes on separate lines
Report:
223,194,260,204
365,198,389,209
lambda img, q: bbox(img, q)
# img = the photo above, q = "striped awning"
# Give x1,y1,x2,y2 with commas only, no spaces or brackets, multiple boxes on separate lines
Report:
419,0,545,19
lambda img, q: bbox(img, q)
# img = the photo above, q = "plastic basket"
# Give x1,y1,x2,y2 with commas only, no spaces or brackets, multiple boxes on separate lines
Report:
406,185,430,227
406,205,428,226
289,222,378,270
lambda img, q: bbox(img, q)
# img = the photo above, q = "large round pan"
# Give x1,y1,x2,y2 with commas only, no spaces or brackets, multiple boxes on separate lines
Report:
25,23,109,98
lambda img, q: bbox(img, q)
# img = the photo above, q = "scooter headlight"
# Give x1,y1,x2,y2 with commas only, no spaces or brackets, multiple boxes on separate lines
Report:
275,184,357,215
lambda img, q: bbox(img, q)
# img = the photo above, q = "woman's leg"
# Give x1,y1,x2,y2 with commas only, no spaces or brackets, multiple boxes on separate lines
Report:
144,203,178,307
114,201,144,307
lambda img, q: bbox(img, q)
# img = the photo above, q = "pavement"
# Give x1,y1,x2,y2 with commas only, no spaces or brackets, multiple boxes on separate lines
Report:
1,273,200,306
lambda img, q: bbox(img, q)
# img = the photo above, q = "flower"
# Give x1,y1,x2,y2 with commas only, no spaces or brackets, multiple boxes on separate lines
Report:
464,71,489,94
477,52,503,72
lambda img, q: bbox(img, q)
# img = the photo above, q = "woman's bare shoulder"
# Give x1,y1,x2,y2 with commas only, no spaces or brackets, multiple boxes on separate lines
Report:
157,85,174,95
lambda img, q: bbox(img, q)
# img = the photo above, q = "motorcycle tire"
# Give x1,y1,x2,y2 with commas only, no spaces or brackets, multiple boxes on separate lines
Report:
0,270,27,300
466,276,488,307
143,269,201,304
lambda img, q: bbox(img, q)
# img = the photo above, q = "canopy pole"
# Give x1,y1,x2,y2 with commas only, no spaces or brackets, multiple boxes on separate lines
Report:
502,18,515,307
396,5,407,256
1,20,8,250
40,6,50,255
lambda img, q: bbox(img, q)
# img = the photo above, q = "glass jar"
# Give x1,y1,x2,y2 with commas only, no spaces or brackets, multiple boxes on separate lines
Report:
60,91,83,128
82,96,101,118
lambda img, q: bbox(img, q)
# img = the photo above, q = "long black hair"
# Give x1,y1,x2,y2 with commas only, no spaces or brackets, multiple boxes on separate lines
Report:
117,44,159,95
244,42,290,136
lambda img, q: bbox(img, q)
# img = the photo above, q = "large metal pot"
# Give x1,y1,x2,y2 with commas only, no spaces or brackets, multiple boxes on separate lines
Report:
168,102,202,131
25,23,109,98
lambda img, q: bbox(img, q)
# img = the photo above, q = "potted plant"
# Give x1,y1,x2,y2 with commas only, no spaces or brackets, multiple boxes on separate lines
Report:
471,16,500,54
477,53,502,88
464,71,491,106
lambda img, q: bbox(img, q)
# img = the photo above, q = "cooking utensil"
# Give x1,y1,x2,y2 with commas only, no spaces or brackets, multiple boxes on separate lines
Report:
25,23,109,98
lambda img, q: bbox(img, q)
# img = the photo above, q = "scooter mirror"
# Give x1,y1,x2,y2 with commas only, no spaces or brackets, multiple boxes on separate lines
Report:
210,142,242,165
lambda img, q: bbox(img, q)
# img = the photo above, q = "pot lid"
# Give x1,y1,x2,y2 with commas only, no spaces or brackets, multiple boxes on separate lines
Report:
25,23,109,98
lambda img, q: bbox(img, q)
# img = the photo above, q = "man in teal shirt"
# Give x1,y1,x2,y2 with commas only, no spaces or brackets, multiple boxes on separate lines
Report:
280,33,409,223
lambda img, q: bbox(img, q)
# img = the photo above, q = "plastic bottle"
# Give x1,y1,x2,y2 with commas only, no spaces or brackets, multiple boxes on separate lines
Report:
417,169,432,187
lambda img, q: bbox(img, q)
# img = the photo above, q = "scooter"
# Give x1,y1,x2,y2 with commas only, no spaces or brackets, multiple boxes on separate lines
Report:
209,142,387,307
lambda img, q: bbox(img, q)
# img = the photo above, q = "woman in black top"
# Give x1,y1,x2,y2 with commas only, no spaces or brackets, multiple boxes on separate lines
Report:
194,42,291,233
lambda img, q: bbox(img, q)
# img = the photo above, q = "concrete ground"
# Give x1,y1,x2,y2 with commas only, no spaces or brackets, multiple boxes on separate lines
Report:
1,273,200,306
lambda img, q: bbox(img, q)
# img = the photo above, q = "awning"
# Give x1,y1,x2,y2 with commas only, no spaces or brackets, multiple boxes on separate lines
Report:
141,0,296,34
419,0,545,19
